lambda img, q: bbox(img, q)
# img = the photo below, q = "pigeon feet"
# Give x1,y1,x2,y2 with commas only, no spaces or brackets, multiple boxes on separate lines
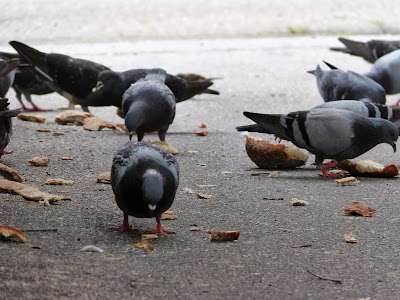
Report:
147,219,175,235
318,167,340,178
112,214,136,232
322,160,337,168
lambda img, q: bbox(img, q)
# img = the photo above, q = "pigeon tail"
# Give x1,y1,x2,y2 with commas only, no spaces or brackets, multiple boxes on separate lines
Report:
9,41,49,75
323,61,339,70
145,68,168,83
178,80,214,102
236,124,271,133
0,58,20,77
202,88,220,95
337,37,376,63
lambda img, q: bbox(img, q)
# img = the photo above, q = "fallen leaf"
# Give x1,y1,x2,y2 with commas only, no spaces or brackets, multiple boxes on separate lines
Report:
28,156,50,167
150,141,179,155
97,171,111,184
45,178,74,185
0,163,23,182
0,225,26,243
141,234,158,240
290,198,309,206
344,201,376,217
196,193,213,199
198,123,207,128
83,116,119,131
344,232,358,243
61,157,73,160
161,211,178,220
134,238,154,250
189,226,202,231
206,230,240,242
334,176,359,186
17,114,45,123
53,132,64,136
55,110,92,125
194,131,208,136
36,129,51,132
196,163,207,166
58,190,70,194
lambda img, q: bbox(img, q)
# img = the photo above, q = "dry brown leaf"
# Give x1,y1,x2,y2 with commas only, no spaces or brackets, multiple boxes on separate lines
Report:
245,136,308,169
141,234,159,240
45,178,74,185
150,141,179,155
0,179,27,193
344,201,376,217
161,211,178,220
196,193,213,199
189,226,202,231
206,230,240,242
198,123,207,128
53,132,64,136
344,232,358,243
133,238,154,250
82,116,119,131
194,131,208,136
334,176,359,186
54,110,93,125
17,114,45,123
0,225,26,243
97,171,111,184
28,156,50,166
0,163,23,182
36,128,51,132
61,157,73,161
337,160,399,177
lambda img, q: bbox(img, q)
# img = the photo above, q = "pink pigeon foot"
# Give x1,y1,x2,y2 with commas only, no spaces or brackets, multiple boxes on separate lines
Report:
318,166,340,178
322,160,337,168
112,214,136,232
147,218,175,235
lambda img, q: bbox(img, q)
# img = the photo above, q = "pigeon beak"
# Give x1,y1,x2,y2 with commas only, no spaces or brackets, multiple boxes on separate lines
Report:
92,81,104,93
129,132,134,140
393,143,397,153
148,204,156,211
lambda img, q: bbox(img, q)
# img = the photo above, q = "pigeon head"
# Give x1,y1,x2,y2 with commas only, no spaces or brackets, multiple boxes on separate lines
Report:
94,70,127,94
142,169,164,212
370,118,399,152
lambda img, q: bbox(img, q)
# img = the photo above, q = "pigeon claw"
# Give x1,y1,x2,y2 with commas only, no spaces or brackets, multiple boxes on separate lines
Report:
112,214,136,232
318,167,341,178
322,160,337,168
147,218,175,235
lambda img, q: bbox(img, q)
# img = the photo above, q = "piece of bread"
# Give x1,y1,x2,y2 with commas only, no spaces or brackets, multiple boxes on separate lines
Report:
245,136,308,169
337,160,399,177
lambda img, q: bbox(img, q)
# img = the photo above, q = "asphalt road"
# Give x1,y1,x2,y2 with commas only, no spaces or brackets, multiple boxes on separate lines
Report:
1,2,400,299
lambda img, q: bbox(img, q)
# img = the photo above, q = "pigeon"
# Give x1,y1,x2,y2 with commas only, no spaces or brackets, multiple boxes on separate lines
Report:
308,65,387,104
111,141,179,234
9,41,110,112
0,58,20,98
90,69,219,109
0,98,21,158
0,51,54,111
330,37,400,63
363,49,400,95
237,100,400,133
238,108,398,177
121,68,176,141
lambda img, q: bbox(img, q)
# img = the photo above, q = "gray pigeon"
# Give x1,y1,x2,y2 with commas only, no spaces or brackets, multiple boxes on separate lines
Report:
0,98,21,158
308,65,386,104
364,49,400,95
122,68,176,141
239,108,398,177
237,99,400,133
0,58,20,98
111,141,179,234
330,37,400,63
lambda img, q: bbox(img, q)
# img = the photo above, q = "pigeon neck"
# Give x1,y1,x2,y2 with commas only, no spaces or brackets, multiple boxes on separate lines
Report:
124,104,144,134
365,67,390,92
142,170,164,208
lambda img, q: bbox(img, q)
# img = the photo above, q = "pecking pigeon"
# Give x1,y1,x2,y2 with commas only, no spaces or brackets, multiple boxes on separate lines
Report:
90,69,219,109
111,141,179,234
0,58,20,98
237,100,400,133
330,37,400,63
122,68,176,141
0,51,54,111
0,98,21,158
238,108,398,177
308,65,386,104
9,41,110,112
